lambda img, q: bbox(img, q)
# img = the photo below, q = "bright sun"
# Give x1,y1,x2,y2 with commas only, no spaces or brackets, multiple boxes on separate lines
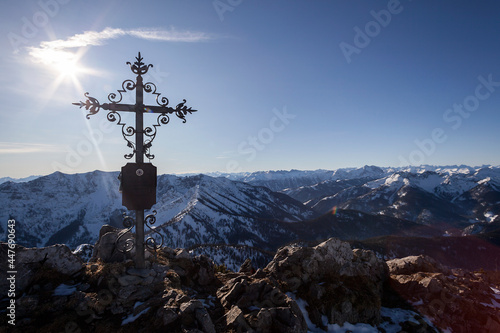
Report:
57,57,82,78
49,51,83,79
30,47,85,80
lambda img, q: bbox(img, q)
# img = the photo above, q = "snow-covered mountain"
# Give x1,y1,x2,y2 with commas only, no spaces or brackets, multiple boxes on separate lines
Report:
280,166,500,228
200,169,334,192
0,175,41,185
0,171,316,249
149,174,316,250
2,165,499,252
0,171,123,247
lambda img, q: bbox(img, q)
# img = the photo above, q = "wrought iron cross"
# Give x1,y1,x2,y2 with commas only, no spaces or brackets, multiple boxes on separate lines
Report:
73,52,197,268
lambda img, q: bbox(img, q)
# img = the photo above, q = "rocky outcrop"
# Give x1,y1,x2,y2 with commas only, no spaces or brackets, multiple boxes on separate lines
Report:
0,235,389,332
90,225,135,263
387,254,448,275
3,231,498,332
0,243,84,294
388,255,500,332
216,274,306,332
265,238,388,328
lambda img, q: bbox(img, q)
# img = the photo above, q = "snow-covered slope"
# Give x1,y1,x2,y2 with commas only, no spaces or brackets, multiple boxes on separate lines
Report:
0,172,316,249
0,171,122,247
2,165,498,251
148,174,316,250
282,166,500,228
204,169,334,192
0,175,41,185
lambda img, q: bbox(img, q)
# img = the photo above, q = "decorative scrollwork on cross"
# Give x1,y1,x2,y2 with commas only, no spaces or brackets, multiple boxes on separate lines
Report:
116,213,136,253
144,82,169,107
144,210,164,251
74,93,101,119
143,113,170,159
107,111,136,159
174,99,197,123
127,52,152,76
108,79,136,103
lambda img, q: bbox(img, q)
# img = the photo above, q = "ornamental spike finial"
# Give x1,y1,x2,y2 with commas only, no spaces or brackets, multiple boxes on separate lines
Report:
127,51,152,75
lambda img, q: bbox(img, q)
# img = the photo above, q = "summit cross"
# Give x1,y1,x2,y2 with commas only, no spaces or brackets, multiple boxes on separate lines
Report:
73,52,197,268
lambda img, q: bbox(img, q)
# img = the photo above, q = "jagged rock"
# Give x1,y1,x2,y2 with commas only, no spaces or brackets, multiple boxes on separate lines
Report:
0,243,83,293
164,250,215,287
239,258,255,275
72,244,94,262
388,256,500,332
90,225,135,263
193,255,216,286
157,290,216,332
419,275,443,294
216,275,307,332
12,240,499,333
196,307,216,333
387,255,446,275
159,306,179,326
224,305,250,331
265,238,387,328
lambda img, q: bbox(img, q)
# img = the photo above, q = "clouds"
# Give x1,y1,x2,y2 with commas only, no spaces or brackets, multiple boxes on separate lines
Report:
28,27,214,65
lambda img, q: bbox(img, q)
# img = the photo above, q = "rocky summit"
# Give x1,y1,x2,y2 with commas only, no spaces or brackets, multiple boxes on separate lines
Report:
1,230,499,332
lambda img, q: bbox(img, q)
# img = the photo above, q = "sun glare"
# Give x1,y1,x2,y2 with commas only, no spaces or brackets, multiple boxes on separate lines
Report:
29,46,89,81
47,50,81,78
57,57,82,78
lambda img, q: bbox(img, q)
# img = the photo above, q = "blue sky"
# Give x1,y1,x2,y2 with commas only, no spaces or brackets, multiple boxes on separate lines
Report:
1,0,500,177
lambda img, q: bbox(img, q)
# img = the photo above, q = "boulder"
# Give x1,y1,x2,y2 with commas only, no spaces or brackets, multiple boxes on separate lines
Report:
387,255,447,276
157,289,216,332
239,258,256,275
216,275,307,332
265,238,388,327
0,242,83,293
72,243,94,262
90,225,135,263
163,249,216,287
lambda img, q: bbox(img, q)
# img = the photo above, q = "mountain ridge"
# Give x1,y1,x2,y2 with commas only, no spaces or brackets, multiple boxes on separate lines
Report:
2,165,499,253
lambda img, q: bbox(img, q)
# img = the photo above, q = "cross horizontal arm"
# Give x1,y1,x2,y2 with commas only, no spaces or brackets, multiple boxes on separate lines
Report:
142,105,179,114
73,93,197,120
102,103,136,112
85,102,197,116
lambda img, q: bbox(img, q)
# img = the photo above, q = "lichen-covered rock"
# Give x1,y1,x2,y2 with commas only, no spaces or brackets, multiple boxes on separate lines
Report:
216,275,307,332
265,238,388,328
388,256,500,332
239,258,255,275
387,255,447,275
72,243,94,262
157,289,216,333
0,242,84,293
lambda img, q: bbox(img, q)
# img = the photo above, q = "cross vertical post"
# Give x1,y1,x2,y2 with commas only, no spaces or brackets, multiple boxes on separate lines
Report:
73,52,197,268
135,69,145,268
